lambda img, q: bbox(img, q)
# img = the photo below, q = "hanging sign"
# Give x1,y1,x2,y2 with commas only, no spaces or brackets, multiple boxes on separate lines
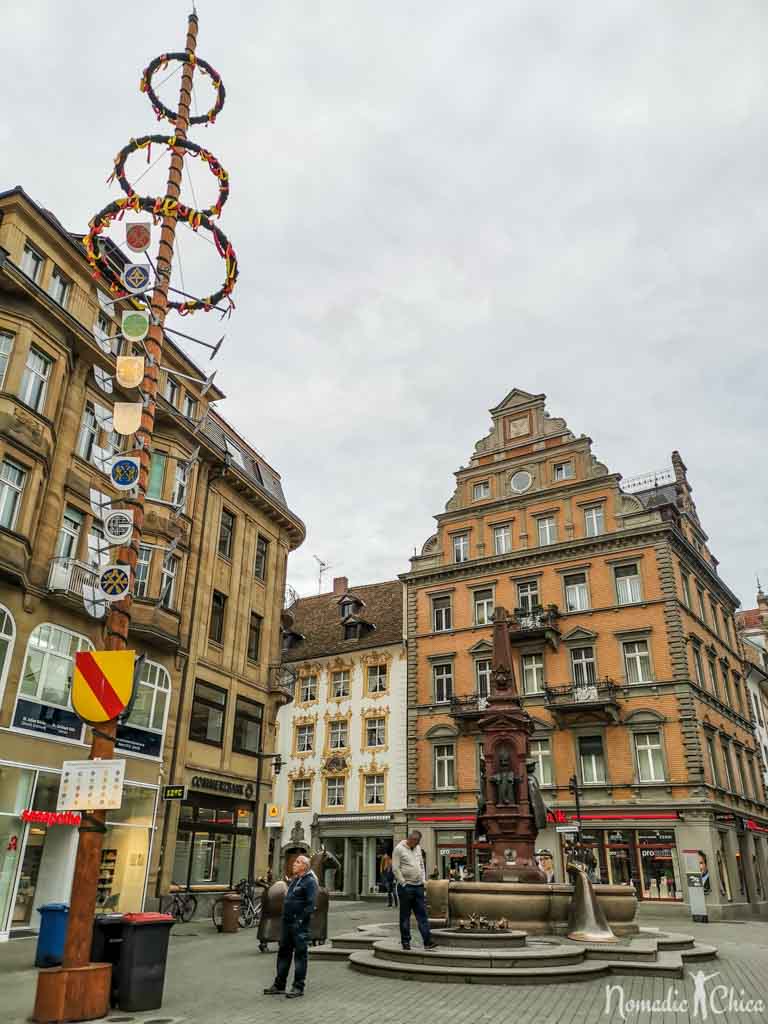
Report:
113,402,143,435
126,222,152,252
122,263,152,293
122,310,149,342
97,564,131,603
264,804,283,828
72,649,136,723
111,456,140,490
103,508,134,545
57,759,127,811
116,356,145,389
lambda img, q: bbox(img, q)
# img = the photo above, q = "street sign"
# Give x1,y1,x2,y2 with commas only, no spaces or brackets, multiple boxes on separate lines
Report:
97,564,131,603
163,784,188,801
111,456,140,490
556,825,580,834
123,263,152,293
264,803,283,828
57,759,126,811
72,649,137,723
126,222,152,252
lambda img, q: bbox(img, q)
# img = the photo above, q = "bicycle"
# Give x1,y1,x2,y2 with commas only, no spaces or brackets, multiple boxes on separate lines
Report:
212,878,264,931
163,889,198,923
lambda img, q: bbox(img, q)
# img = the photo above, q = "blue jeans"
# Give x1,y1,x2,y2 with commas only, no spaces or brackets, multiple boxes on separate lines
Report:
274,917,310,992
397,883,432,946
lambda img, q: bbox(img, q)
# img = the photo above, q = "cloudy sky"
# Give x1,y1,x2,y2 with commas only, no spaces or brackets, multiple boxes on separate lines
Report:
2,2,766,605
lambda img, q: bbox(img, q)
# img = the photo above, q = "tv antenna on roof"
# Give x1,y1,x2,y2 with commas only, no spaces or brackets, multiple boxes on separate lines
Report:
313,555,332,595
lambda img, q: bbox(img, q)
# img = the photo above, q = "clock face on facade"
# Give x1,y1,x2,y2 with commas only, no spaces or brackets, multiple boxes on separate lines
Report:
506,416,530,439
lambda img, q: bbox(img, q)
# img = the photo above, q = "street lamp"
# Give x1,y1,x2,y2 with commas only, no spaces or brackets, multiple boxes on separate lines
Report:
249,749,283,883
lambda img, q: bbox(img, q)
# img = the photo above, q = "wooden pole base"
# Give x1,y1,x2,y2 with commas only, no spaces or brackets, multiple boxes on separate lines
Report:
33,963,112,1023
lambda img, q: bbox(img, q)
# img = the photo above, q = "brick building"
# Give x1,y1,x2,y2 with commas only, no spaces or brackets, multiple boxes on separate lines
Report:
401,388,768,919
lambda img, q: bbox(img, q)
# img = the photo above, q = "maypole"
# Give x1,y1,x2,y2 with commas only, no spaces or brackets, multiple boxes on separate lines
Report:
34,9,237,1021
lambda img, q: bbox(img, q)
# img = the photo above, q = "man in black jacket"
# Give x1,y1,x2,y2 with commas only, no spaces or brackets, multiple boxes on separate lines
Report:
263,854,318,999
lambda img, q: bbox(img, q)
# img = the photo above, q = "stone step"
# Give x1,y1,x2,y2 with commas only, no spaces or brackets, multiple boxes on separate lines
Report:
329,932,380,949
372,939,586,969
349,950,609,985
679,943,718,962
310,945,352,961
642,929,696,950
582,942,659,962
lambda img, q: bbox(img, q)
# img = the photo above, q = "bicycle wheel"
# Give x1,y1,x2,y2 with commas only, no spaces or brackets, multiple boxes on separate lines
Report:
180,893,197,923
211,897,225,932
239,902,256,929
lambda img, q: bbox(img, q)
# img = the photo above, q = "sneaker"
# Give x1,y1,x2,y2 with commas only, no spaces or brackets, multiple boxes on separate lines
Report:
423,942,438,951
286,989,304,999
401,943,411,951
263,986,285,995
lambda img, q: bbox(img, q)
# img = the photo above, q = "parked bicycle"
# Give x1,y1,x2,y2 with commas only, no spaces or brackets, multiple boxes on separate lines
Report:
163,889,198,923
212,878,265,931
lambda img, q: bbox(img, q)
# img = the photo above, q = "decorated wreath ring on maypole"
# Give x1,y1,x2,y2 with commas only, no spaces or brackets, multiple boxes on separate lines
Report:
141,52,225,125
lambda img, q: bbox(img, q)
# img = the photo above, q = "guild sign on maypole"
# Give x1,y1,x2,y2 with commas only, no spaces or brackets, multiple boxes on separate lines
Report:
33,11,238,1022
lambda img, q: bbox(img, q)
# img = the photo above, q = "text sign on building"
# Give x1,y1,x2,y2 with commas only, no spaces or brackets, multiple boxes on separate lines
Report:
57,759,126,811
163,784,188,801
22,810,82,827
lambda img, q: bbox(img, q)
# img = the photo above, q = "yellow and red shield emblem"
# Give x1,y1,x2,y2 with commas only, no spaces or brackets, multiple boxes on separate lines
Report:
72,650,136,724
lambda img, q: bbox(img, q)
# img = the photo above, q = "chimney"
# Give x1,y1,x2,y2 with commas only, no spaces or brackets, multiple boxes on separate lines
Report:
332,576,349,596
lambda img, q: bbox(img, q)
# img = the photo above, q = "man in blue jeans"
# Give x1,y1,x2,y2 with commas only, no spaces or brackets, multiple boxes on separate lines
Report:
391,830,438,951
263,854,318,998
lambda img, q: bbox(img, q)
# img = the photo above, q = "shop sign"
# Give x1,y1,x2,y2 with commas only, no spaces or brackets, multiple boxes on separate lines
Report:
547,809,568,825
744,818,768,835
190,775,255,800
556,825,580,834
438,847,466,856
115,723,162,759
264,803,282,828
162,784,188,801
715,812,736,825
12,699,83,741
22,810,82,827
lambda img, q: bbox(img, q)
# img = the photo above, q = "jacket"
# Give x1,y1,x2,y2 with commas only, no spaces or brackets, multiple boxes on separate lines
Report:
282,870,318,925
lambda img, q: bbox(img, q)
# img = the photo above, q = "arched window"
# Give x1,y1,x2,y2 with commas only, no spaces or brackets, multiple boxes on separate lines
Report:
0,603,16,706
18,623,93,708
119,659,171,758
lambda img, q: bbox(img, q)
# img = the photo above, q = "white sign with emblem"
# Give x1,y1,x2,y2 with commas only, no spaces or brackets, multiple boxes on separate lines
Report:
103,509,134,545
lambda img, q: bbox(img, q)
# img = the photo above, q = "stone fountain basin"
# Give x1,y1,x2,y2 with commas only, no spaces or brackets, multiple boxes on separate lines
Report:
426,880,638,936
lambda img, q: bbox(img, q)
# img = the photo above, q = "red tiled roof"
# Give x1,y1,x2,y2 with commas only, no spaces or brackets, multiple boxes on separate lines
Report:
737,608,763,629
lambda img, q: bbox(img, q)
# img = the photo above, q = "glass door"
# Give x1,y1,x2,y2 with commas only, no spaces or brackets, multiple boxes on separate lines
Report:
0,766,35,935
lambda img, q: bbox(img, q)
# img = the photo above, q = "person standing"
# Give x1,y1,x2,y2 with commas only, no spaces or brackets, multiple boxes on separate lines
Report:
391,830,437,951
381,853,398,907
263,854,318,999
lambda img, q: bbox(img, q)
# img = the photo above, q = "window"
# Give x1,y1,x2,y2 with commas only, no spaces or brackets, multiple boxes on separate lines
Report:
300,675,317,702
493,524,512,554
209,590,227,643
218,508,235,559
734,748,747,797
0,607,15,706
160,554,178,610
331,670,349,698
453,533,470,563
48,267,71,307
94,312,112,351
473,588,494,625
720,741,734,791
56,506,83,558
19,346,52,413
190,682,227,745
680,571,691,607
254,535,269,580
584,506,604,537
292,782,311,806
171,462,187,511
751,691,765,727
232,696,263,756
635,731,664,782
326,776,345,807
164,376,180,408
691,644,705,687
571,646,597,687
328,720,348,750
146,452,166,499
522,652,544,694
578,735,606,784
21,243,44,283
615,564,642,605
344,623,359,641
87,524,108,567
0,331,13,388
365,774,385,805
19,623,92,709
710,600,721,637
476,659,492,699
183,394,197,419
517,580,539,613
433,663,453,703
564,572,589,612
247,612,262,662
366,718,386,747
0,459,26,530
554,462,574,481
123,660,170,746
530,738,553,785
623,640,652,684
472,481,490,500
432,595,452,632
719,662,732,706
434,744,456,790
292,778,311,808
367,664,388,693
134,545,152,598
537,516,557,546
707,657,719,697
296,724,314,752
706,736,720,786
697,586,708,623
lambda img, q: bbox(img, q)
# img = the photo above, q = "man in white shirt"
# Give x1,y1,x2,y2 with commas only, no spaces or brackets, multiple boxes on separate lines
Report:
391,830,437,951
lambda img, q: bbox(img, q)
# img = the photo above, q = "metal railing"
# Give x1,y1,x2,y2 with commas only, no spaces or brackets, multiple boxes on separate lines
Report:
47,557,98,597
449,693,489,715
621,468,675,493
544,680,619,705
511,605,560,631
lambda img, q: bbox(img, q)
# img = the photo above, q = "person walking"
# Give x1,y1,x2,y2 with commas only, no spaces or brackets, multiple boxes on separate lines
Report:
391,830,437,951
263,854,318,999
381,854,398,907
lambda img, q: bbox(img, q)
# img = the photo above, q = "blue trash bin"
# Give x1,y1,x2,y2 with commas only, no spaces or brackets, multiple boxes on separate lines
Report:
35,903,70,967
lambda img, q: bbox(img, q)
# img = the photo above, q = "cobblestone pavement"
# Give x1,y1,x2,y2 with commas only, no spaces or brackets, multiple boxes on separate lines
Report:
2,902,768,1024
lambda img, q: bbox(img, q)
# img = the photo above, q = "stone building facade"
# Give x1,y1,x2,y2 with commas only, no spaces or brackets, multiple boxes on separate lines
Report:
738,592,768,796
0,187,304,936
274,577,407,895
401,388,768,919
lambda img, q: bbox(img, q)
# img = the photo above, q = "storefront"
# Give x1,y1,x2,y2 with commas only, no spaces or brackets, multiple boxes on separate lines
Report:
556,825,683,901
313,813,398,896
0,760,158,939
410,814,478,880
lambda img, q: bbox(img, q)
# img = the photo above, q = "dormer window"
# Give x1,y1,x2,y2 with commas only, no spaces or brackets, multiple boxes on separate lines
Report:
340,601,355,619
344,623,360,641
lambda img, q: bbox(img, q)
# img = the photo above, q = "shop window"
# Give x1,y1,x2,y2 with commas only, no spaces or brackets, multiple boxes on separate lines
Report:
19,346,52,413
584,505,604,537
209,590,227,643
18,623,92,709
366,717,386,747
218,509,235,559
189,681,227,746
473,588,494,625
537,516,557,546
623,640,653,684
325,776,345,807
634,731,665,782
247,611,262,663
331,670,349,698
516,579,539,613
637,829,682,901
521,653,544,694
364,774,385,805
254,535,269,581
299,675,317,702
322,837,345,891
367,664,388,694
753,843,764,901
564,572,589,612
452,533,469,563
493,524,512,554
432,595,452,632
0,604,16,707
232,696,263,756
328,720,349,750
296,724,314,753
476,659,491,699
578,735,606,784
615,563,642,605
433,663,453,703
0,458,26,530
292,778,311,808
530,738,552,785
717,833,733,901
434,743,456,790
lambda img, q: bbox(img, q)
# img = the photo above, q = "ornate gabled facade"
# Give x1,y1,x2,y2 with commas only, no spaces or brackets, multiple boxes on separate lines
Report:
401,388,768,919
274,577,406,895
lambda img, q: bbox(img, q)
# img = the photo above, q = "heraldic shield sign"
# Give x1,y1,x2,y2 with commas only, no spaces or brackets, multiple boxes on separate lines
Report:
125,222,151,252
72,649,136,723
116,355,145,389
111,456,140,490
122,263,152,293
97,563,131,603
122,310,149,343
113,402,143,435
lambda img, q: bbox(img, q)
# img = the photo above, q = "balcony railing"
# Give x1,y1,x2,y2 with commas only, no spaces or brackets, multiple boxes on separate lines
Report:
449,693,489,718
511,605,560,631
47,557,98,598
544,679,621,723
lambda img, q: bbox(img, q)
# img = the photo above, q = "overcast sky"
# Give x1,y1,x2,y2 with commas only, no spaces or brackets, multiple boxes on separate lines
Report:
2,2,766,606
